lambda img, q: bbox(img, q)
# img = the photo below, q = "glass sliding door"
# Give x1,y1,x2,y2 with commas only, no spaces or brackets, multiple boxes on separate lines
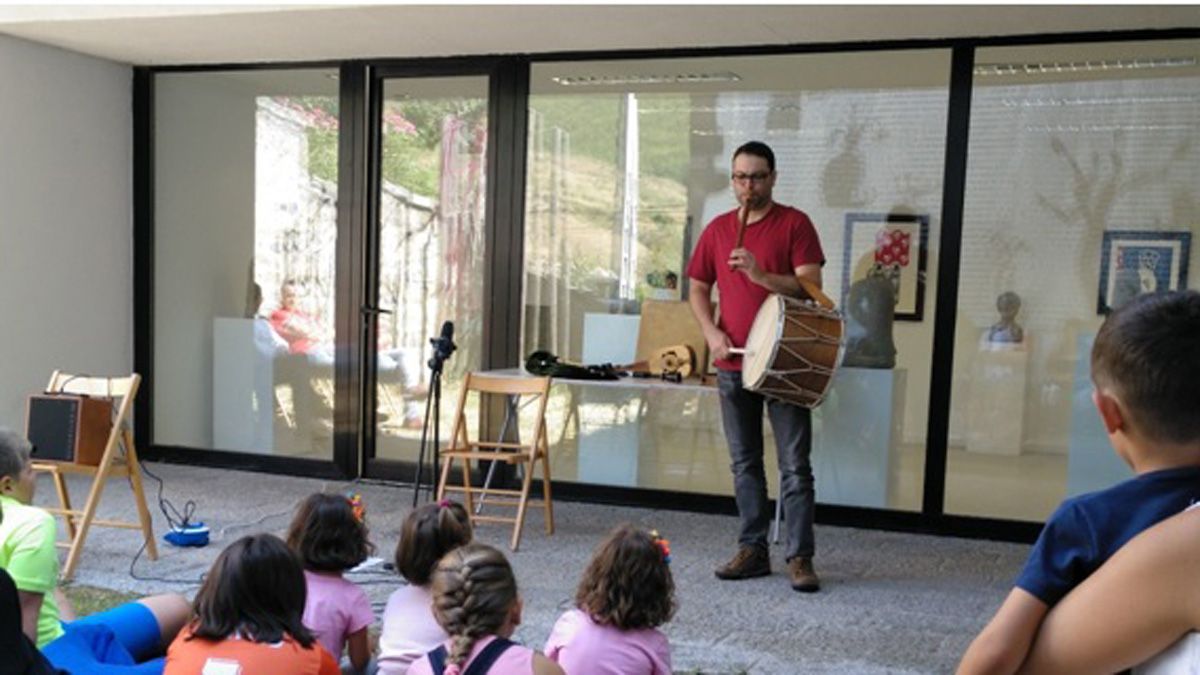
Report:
367,75,490,472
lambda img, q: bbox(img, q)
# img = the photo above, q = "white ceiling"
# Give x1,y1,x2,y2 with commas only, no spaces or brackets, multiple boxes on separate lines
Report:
0,4,1196,67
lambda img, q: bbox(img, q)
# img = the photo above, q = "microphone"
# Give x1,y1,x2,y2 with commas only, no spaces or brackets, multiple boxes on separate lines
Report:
429,320,457,370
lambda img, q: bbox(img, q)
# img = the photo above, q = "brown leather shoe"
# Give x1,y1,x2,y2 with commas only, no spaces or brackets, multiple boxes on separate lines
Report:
715,546,771,580
788,556,820,592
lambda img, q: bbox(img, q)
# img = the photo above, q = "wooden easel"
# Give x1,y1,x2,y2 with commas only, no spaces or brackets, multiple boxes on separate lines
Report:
30,371,157,581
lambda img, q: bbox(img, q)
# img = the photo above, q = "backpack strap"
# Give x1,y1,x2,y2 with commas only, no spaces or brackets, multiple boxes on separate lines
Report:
462,637,516,675
427,644,448,675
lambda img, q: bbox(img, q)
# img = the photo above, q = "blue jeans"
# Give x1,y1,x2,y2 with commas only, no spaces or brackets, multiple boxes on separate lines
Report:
717,369,815,560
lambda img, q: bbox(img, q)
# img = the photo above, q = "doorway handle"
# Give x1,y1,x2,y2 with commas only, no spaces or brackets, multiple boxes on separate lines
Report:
361,305,394,316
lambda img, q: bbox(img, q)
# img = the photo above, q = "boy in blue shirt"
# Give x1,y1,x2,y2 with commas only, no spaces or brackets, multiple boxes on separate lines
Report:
958,289,1200,674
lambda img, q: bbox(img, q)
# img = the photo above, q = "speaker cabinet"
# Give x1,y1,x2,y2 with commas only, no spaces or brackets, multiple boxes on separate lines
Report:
26,395,113,466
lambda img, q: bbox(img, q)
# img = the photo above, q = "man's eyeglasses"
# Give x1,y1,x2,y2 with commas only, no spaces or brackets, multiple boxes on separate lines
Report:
731,172,771,184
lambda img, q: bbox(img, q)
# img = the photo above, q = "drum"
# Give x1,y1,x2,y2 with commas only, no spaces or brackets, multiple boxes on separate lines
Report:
741,293,845,408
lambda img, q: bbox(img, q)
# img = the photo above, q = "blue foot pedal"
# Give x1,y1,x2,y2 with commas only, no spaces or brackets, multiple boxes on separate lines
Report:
164,522,210,547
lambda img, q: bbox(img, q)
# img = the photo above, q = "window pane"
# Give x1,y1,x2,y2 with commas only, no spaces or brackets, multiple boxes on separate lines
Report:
154,69,339,459
524,51,951,509
946,39,1200,520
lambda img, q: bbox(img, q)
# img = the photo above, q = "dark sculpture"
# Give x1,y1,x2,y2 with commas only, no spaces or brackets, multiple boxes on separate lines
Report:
842,267,896,369
986,291,1025,344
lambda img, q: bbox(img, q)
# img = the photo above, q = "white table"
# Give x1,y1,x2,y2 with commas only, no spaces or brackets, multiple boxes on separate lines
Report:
474,365,906,517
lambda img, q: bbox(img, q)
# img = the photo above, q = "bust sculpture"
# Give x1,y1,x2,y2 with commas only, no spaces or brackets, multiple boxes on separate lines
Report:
986,291,1024,344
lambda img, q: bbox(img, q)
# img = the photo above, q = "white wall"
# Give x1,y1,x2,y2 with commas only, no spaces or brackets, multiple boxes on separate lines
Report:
0,35,131,431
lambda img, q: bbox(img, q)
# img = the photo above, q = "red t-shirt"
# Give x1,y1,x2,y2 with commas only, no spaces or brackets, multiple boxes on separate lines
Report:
164,629,340,675
269,308,316,355
686,204,824,371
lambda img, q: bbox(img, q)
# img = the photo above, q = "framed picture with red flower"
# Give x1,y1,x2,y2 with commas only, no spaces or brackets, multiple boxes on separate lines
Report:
841,212,930,322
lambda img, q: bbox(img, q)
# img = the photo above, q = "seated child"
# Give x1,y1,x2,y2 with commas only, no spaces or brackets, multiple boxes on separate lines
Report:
1021,505,1200,674
406,543,564,675
958,290,1200,674
0,562,63,674
378,500,472,675
287,492,376,674
0,428,189,675
545,524,674,675
164,533,340,675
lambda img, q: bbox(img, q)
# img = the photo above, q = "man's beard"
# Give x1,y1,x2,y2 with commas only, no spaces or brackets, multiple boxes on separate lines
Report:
742,193,770,211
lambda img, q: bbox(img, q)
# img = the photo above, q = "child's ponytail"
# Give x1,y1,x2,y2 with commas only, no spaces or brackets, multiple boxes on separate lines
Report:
395,500,473,586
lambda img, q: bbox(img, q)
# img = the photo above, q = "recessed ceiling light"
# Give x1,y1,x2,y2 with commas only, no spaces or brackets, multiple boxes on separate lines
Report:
551,72,742,87
975,56,1196,77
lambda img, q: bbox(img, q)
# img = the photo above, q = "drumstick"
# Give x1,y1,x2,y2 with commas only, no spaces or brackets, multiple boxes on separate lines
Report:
728,348,749,355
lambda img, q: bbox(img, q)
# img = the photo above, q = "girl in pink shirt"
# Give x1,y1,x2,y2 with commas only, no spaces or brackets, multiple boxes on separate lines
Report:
287,492,377,674
378,500,473,675
407,543,563,675
544,524,675,675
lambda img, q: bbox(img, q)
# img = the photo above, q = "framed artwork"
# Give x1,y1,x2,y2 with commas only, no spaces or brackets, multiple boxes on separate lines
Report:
1097,230,1191,314
841,212,930,322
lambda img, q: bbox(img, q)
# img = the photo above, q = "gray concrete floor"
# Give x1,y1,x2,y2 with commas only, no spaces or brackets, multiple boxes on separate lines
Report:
37,462,1028,674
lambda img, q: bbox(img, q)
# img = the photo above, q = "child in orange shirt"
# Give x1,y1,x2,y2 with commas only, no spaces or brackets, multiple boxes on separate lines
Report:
164,533,339,675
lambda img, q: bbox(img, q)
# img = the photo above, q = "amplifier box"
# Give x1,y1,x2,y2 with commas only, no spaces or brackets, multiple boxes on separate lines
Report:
26,394,113,466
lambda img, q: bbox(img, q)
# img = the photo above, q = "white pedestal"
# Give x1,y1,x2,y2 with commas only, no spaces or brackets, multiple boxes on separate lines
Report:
965,346,1029,455
213,317,277,453
576,386,640,487
812,367,906,508
1067,332,1132,496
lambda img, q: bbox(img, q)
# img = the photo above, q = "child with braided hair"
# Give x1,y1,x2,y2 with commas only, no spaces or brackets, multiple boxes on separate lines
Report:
406,543,564,675
544,524,674,675
286,492,377,674
378,500,473,674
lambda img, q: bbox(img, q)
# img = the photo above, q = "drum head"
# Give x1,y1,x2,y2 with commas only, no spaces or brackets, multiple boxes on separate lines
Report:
742,294,782,390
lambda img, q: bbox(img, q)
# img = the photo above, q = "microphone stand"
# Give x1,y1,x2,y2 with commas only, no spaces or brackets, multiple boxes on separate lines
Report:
412,356,442,506
412,333,453,506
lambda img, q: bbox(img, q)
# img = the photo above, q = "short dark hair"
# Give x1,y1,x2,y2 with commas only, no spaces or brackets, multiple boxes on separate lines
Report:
286,492,375,573
574,523,675,630
1092,290,1200,445
0,429,31,481
189,533,316,647
733,140,775,172
394,501,472,586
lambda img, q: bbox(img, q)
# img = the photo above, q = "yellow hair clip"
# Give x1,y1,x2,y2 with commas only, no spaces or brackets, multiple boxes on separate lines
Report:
347,493,365,523
649,529,671,565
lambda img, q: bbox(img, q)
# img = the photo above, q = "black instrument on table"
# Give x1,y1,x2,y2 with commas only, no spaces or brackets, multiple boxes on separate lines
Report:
525,351,620,380
525,344,696,383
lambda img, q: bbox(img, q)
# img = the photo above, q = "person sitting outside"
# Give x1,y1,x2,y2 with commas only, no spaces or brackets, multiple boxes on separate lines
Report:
270,280,330,360
1017,505,1200,674
0,550,63,674
0,428,189,673
958,289,1200,674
